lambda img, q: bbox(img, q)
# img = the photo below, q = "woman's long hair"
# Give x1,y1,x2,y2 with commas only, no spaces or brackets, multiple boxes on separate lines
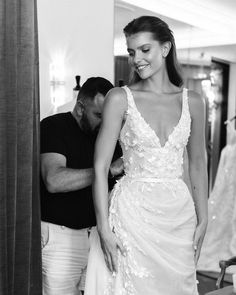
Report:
123,16,183,87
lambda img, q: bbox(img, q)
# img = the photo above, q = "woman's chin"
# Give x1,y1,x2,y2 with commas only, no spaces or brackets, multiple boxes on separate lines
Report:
134,69,146,79
137,72,151,80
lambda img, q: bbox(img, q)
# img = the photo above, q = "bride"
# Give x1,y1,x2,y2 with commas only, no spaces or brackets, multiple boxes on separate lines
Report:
85,16,208,295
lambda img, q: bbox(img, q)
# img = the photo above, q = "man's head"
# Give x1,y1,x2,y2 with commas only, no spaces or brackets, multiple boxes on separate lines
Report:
72,77,113,134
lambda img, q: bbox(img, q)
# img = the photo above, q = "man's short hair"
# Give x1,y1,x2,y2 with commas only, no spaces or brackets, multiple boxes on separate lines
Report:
77,77,114,102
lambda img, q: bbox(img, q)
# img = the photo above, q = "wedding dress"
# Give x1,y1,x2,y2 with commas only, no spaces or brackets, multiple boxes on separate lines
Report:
198,121,236,272
85,86,198,295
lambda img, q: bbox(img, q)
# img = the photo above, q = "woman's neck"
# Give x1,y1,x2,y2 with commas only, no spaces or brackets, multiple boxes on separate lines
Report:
140,67,180,94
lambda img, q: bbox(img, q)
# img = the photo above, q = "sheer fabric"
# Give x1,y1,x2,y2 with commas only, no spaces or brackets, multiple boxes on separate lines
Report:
198,123,236,273
85,86,198,295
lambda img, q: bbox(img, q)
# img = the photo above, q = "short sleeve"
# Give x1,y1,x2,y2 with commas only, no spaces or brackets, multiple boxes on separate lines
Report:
40,117,67,156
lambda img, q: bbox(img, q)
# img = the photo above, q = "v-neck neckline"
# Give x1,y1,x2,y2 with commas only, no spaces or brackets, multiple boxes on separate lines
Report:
125,86,185,149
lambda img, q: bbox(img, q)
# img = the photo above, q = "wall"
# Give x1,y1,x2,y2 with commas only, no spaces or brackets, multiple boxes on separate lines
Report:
228,63,236,126
38,0,114,119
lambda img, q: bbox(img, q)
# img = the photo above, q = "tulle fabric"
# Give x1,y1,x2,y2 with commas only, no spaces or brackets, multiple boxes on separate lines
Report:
85,86,198,294
198,123,236,273
85,178,198,295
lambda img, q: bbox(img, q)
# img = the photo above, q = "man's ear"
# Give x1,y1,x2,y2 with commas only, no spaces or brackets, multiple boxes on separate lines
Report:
76,101,84,116
162,41,171,58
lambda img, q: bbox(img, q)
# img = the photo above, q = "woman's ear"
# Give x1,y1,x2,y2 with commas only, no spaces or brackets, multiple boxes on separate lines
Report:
162,41,171,58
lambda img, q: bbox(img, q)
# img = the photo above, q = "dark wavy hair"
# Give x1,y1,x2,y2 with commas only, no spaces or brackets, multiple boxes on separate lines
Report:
123,16,183,87
77,77,114,102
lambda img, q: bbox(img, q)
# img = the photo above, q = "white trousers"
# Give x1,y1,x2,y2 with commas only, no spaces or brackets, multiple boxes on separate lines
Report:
41,221,92,295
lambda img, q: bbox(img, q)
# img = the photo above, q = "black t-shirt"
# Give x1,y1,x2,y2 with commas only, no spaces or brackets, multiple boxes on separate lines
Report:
40,112,98,229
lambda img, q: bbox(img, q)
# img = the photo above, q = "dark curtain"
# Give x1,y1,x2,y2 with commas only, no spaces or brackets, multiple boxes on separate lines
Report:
0,0,42,294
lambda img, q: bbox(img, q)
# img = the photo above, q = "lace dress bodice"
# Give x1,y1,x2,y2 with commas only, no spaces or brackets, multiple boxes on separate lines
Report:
120,86,191,180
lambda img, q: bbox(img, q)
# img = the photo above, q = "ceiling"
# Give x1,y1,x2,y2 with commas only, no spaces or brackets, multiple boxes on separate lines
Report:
114,0,236,64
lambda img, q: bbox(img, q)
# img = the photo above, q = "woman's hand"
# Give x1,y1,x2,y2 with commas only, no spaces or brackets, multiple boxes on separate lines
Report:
193,221,208,265
98,227,126,274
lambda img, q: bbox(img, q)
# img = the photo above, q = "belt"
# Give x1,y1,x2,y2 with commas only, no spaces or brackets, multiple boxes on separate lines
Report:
125,176,181,183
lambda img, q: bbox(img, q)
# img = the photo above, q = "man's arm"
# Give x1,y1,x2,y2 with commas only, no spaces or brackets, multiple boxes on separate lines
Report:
41,152,93,193
41,152,124,194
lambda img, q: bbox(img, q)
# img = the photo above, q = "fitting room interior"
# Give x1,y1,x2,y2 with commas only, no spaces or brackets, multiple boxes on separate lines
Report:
38,0,236,192
37,2,236,293
37,1,236,294
1,0,235,294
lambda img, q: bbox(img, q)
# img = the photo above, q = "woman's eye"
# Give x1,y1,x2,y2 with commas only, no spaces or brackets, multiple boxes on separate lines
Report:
142,49,150,53
128,52,134,57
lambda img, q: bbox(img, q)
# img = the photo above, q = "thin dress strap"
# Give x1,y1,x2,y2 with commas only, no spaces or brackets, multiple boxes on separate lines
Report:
122,86,136,114
182,88,190,116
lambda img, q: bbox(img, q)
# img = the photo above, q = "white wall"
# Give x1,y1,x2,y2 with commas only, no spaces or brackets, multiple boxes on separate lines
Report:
38,0,114,119
228,63,236,121
227,63,236,143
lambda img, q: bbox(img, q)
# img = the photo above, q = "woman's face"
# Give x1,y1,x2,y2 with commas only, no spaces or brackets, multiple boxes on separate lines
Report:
126,32,165,80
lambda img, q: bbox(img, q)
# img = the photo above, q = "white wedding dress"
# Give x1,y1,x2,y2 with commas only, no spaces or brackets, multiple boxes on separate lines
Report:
198,122,236,272
85,86,198,295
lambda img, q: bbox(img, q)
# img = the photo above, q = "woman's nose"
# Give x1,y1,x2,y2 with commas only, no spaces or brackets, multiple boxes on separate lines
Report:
131,51,142,65
133,53,142,64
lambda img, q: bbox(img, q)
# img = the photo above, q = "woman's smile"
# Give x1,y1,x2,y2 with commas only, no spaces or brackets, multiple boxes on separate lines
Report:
136,64,150,72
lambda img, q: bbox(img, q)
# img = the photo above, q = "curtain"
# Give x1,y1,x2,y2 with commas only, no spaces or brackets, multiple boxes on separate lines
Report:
0,0,42,294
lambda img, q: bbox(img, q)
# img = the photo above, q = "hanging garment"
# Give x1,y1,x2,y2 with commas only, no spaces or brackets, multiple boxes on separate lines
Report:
198,121,236,272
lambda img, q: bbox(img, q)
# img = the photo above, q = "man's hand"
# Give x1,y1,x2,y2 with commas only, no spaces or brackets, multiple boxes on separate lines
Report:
109,157,124,178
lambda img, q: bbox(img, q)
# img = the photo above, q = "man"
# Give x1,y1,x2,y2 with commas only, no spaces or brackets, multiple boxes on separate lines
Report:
40,77,122,295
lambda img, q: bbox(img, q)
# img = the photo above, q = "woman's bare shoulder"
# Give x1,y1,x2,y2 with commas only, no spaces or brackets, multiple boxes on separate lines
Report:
104,87,128,113
187,90,205,118
107,87,127,100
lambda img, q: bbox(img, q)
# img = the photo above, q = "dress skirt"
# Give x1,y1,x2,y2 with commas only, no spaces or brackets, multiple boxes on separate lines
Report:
85,176,198,295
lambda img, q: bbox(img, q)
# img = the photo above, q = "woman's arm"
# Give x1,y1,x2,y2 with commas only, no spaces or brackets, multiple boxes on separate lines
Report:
93,87,127,273
187,90,208,264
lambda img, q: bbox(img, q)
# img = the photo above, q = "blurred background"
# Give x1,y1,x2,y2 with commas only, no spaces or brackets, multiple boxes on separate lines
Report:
38,0,236,193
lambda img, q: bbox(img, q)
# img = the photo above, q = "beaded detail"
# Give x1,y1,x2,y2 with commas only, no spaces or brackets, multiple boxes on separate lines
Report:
120,86,191,180
104,86,193,294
